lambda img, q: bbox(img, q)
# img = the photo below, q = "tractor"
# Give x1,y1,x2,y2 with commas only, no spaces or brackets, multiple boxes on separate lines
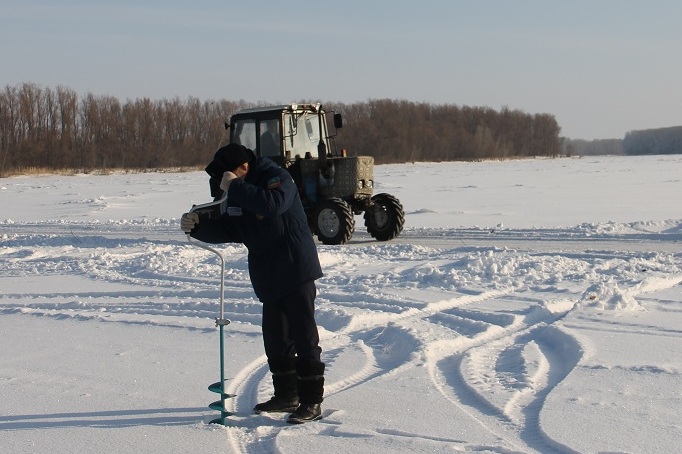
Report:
221,103,404,245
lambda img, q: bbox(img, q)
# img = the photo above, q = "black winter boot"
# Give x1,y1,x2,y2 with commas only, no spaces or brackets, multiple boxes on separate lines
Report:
254,358,299,414
287,360,325,424
287,404,321,424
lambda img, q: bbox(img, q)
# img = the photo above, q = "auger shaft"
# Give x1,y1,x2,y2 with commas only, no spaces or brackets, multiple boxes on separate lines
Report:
187,233,234,425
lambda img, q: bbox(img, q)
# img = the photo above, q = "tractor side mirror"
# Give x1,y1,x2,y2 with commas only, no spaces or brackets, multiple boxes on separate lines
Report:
333,113,343,129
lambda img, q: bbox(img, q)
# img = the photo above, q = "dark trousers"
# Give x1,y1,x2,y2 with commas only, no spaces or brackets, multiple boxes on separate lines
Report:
262,280,322,363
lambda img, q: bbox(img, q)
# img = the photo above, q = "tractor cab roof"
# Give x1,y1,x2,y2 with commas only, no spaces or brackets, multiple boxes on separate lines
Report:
231,103,323,119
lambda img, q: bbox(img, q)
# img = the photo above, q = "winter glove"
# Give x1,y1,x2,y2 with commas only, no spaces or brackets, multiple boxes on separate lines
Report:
220,171,238,192
180,212,199,233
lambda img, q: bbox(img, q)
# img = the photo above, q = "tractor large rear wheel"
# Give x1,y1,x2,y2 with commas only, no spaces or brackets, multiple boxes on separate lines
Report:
315,198,355,245
364,193,405,241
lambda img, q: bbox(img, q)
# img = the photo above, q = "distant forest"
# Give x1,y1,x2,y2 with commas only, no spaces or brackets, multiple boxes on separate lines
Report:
2,82,678,176
564,126,682,157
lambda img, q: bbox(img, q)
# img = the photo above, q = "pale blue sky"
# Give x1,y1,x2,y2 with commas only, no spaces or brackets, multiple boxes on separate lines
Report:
2,0,681,139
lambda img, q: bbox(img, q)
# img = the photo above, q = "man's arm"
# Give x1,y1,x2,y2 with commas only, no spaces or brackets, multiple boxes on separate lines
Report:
190,215,244,244
227,168,296,218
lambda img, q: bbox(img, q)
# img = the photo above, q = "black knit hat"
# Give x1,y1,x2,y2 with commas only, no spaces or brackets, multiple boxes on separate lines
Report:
205,143,254,178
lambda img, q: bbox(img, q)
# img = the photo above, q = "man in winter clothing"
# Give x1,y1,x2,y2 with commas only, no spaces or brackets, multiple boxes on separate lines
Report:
181,143,325,424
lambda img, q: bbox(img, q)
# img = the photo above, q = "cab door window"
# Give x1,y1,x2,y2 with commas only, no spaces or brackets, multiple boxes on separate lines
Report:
232,120,257,151
259,119,281,158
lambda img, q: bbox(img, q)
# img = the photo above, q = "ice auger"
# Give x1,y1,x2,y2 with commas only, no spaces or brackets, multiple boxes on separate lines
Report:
186,194,234,425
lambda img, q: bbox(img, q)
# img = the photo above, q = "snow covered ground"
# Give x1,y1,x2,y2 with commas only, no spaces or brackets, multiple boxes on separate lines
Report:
1,154,681,453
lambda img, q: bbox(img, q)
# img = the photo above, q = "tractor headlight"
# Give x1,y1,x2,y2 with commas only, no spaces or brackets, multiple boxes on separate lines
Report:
357,180,364,189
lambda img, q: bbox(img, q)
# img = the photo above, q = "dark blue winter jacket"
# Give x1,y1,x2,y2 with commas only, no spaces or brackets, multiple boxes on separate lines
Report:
190,157,323,302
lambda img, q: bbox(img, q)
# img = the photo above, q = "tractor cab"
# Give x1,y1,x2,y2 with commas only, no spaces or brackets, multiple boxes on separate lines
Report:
228,103,342,167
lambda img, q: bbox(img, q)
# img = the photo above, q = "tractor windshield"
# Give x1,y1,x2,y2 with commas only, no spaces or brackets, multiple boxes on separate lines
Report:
284,112,322,159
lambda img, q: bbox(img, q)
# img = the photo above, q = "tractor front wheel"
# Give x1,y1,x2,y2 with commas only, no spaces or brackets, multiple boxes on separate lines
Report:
314,198,355,245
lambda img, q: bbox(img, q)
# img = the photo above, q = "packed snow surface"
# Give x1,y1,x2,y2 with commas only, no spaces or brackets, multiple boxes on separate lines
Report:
1,155,681,453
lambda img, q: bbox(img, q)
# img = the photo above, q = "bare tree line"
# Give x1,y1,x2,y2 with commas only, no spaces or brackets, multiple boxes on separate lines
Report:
0,83,562,175
563,138,624,156
328,99,562,164
623,126,682,155
0,83,246,175
562,126,682,157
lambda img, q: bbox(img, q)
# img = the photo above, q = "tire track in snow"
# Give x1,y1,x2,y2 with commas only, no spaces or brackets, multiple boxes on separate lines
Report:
426,274,682,453
407,293,578,452
211,353,289,454
334,287,516,337
516,327,583,454
319,287,518,394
